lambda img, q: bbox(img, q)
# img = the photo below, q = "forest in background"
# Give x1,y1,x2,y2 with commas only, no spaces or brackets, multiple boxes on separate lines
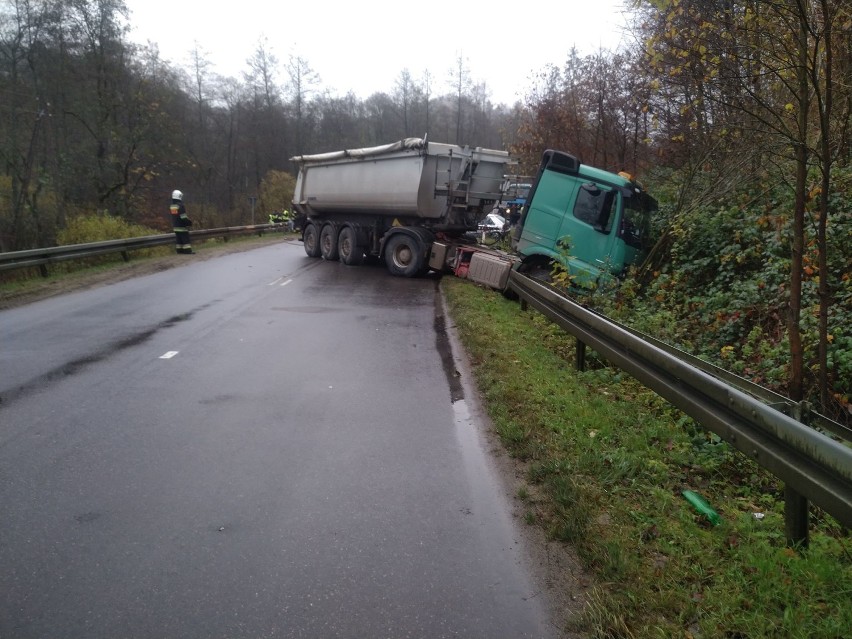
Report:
1,0,850,421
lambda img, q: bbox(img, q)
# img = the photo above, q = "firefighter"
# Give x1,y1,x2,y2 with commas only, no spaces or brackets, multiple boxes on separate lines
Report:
170,190,194,254
508,203,521,227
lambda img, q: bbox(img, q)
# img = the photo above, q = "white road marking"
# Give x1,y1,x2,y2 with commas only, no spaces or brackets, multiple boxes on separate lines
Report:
280,279,293,287
268,277,284,286
159,351,179,359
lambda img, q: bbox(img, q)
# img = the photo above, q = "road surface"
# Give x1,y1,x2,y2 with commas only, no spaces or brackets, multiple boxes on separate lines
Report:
0,240,576,638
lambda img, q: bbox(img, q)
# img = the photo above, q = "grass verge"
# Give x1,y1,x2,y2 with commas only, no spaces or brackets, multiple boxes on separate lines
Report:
442,276,851,639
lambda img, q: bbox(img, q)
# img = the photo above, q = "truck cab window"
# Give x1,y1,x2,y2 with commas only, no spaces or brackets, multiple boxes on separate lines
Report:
573,183,614,232
619,203,646,249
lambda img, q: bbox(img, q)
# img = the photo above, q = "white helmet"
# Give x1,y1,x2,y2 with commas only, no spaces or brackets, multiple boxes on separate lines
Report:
172,190,183,200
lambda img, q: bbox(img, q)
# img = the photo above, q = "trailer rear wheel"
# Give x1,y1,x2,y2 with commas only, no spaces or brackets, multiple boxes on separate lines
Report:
338,226,364,266
303,223,321,258
320,224,339,261
384,233,425,277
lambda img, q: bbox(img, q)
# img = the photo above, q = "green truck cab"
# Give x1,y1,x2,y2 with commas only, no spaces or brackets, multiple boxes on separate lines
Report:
511,149,658,289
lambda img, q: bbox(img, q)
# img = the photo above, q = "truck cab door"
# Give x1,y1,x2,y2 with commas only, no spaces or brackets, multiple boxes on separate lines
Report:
558,182,619,284
516,172,578,258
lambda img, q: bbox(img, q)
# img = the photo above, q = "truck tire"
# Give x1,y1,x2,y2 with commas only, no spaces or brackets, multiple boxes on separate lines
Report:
303,223,321,258
338,226,364,266
520,259,553,284
320,224,339,261
384,233,425,277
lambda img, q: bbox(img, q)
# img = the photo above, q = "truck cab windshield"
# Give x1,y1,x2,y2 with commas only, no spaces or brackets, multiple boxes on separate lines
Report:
573,182,615,232
619,195,654,250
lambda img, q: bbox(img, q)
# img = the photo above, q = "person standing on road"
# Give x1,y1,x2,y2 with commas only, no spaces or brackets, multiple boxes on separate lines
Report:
282,208,294,232
170,190,194,254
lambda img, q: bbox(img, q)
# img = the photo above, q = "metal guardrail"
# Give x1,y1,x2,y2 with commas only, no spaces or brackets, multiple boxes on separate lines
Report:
581,296,852,443
507,270,852,545
0,224,283,275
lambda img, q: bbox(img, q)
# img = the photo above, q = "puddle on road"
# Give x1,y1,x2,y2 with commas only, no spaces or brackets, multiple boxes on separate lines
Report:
434,286,464,403
270,306,342,314
1,304,209,407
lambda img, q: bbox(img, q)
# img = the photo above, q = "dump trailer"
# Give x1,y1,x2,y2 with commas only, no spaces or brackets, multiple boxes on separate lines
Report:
290,137,515,278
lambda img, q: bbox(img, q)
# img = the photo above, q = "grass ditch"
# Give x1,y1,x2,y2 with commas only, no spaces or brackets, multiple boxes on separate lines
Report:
442,276,851,639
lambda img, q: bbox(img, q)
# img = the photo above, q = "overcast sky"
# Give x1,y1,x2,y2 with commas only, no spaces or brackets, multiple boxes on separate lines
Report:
123,0,633,106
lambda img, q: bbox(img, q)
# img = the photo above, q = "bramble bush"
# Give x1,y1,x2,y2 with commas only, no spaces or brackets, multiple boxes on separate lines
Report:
586,174,851,423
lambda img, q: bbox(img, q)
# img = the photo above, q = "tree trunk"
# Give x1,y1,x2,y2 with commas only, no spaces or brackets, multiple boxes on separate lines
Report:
788,5,809,403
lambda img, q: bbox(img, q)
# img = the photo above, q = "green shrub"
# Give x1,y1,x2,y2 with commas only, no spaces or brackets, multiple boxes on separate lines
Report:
57,213,160,245
52,213,169,271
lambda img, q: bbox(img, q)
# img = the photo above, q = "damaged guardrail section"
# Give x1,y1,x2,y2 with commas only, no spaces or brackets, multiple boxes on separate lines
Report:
507,270,852,547
0,224,282,276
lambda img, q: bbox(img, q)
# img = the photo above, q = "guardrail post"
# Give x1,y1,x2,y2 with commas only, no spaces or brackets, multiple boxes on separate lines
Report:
121,251,130,262
784,401,810,548
576,338,586,371
39,264,49,277
785,486,809,548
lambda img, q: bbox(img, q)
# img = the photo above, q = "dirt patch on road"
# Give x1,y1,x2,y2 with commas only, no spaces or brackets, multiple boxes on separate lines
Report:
0,236,294,311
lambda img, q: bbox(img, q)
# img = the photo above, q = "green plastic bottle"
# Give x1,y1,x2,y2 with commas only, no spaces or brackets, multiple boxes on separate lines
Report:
682,490,722,526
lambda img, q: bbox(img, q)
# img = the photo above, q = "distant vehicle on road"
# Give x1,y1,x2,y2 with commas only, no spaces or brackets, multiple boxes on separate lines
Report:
478,213,508,235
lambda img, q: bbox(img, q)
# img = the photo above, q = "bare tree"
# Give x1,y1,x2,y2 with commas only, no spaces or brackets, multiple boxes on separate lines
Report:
448,52,472,143
422,69,432,136
285,54,319,155
393,69,414,137
639,0,851,412
245,36,279,110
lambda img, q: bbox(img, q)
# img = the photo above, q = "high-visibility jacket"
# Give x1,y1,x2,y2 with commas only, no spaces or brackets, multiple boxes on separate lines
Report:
170,201,191,229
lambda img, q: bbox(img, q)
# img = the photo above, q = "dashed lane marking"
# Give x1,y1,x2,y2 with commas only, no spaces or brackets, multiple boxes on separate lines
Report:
159,351,179,359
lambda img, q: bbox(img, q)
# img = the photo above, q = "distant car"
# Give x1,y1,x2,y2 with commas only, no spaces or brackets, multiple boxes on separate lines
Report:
478,213,508,234
469,213,510,245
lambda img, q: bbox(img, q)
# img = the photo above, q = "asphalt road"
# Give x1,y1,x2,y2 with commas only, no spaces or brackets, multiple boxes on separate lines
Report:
0,241,563,638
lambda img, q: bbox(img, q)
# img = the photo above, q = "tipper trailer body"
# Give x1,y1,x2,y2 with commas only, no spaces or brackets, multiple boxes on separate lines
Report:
290,137,514,278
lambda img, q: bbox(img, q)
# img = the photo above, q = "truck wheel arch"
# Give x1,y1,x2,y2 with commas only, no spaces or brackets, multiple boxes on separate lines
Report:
518,255,555,283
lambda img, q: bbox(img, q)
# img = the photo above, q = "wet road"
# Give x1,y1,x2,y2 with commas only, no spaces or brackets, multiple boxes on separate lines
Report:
0,241,559,638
